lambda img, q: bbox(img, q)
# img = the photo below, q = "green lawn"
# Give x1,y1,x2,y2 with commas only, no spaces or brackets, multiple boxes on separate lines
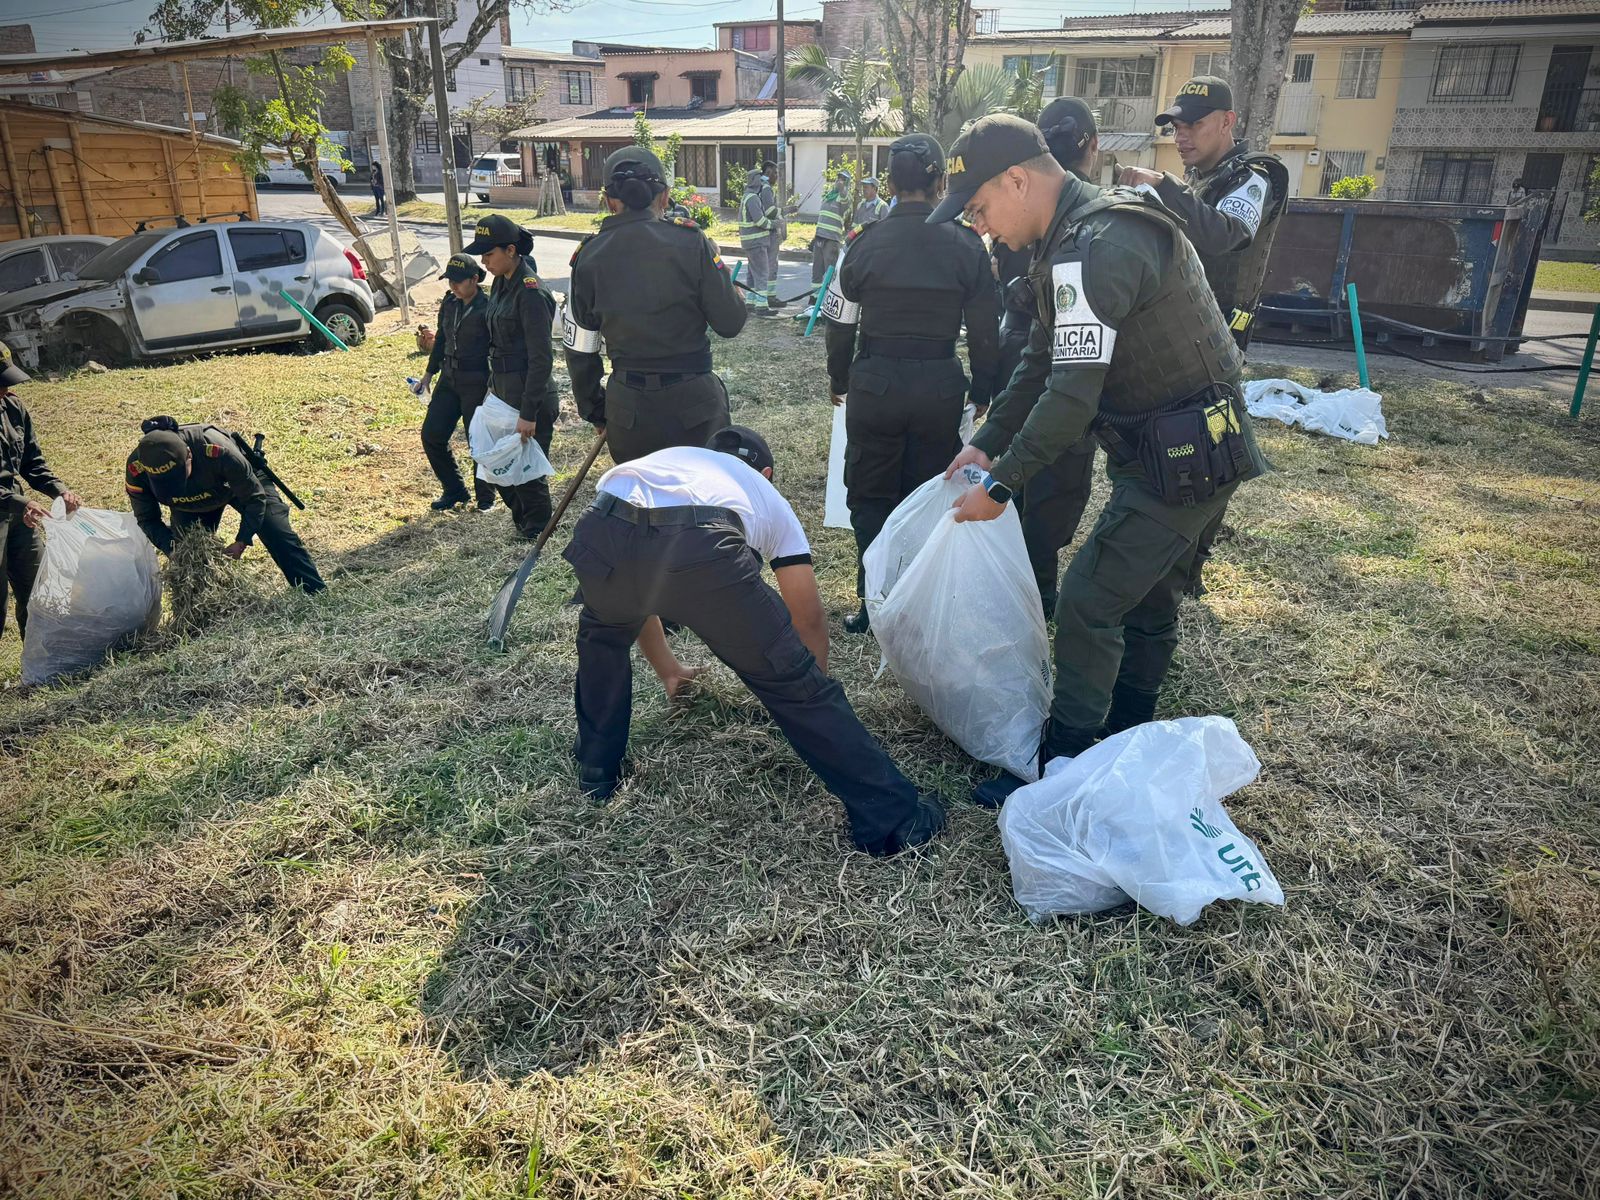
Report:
3,328,1597,1197
396,198,818,252
1534,259,1600,294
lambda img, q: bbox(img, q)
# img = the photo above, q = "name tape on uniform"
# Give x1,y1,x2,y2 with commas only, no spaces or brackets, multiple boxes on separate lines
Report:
562,307,601,353
1050,261,1115,367
1216,175,1265,237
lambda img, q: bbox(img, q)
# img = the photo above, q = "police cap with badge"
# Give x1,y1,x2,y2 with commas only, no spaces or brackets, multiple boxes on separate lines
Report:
1155,75,1233,126
0,341,28,387
131,428,193,499
440,253,485,283
926,114,1050,225
464,213,528,254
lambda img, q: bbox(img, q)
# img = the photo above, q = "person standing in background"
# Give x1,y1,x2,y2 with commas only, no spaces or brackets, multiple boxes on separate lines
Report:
415,254,496,512
370,159,386,217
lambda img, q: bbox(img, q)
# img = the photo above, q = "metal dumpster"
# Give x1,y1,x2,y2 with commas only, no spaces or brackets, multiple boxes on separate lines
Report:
1254,195,1549,362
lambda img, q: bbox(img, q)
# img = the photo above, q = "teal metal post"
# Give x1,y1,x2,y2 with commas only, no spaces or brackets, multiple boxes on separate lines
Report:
805,261,835,337
279,289,350,351
731,259,742,284
1571,302,1600,419
1346,282,1369,390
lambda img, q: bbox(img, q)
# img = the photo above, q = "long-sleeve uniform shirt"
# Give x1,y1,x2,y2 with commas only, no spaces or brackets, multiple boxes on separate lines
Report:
425,289,491,381
487,256,560,423
124,425,273,553
1,395,66,514
823,199,1002,403
564,209,748,424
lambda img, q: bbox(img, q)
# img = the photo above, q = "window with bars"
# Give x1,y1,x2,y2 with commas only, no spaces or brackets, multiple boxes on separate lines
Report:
1003,54,1060,95
1319,150,1368,195
1411,152,1496,203
1432,43,1520,99
678,143,715,186
562,71,593,106
1338,47,1382,99
506,65,536,101
1290,53,1315,84
627,77,654,104
690,75,718,103
417,121,440,154
1192,52,1231,80
1073,56,1155,98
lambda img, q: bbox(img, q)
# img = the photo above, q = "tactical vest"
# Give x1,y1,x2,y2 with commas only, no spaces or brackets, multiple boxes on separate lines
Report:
1032,186,1243,418
1195,150,1290,336
815,191,847,241
738,189,770,245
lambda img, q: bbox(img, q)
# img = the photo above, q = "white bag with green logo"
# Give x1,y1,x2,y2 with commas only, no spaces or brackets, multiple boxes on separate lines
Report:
998,716,1283,925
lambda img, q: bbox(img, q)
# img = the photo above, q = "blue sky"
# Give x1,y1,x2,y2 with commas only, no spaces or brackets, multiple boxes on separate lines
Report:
15,0,1218,56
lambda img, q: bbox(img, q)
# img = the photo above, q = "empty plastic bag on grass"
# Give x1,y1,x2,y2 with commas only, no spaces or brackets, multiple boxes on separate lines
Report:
998,716,1284,926
1243,378,1388,446
867,469,1052,782
468,394,554,487
21,499,162,686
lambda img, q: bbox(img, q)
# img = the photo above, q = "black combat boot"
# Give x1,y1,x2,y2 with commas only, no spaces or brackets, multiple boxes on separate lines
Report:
863,794,946,857
843,603,871,634
430,488,470,511
970,719,1100,809
1101,681,1160,739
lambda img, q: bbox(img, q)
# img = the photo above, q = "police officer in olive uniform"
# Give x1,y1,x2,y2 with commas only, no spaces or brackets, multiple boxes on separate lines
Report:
126,420,325,592
415,253,495,511
854,177,889,228
932,115,1265,804
466,213,561,538
1122,76,1289,353
565,146,749,465
824,132,1002,632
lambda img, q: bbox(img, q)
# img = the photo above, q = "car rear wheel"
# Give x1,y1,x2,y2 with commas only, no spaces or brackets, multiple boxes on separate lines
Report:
312,300,366,350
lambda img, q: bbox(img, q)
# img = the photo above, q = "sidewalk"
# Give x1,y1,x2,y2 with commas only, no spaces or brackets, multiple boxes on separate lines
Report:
402,212,818,263
1529,288,1600,314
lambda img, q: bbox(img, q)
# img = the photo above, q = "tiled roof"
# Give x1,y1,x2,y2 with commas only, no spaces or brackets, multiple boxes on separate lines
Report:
514,104,900,141
1164,11,1415,38
973,27,1170,42
1417,0,1600,21
501,46,602,64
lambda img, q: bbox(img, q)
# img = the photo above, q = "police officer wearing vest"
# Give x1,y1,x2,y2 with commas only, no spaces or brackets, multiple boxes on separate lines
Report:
1119,76,1289,354
933,115,1265,805
565,146,749,466
466,213,561,539
854,177,889,228
415,253,496,512
824,132,1002,633
125,419,325,593
561,424,945,857
739,171,779,316
811,168,851,284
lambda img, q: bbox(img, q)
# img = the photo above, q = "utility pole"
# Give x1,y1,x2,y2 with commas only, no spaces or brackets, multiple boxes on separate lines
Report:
427,2,463,253
367,28,410,324
775,0,786,216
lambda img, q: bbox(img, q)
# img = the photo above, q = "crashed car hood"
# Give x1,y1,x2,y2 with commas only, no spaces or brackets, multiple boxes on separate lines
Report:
0,278,107,315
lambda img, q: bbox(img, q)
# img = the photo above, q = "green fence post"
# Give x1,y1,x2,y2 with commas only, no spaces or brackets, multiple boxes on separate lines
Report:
805,261,836,338
1346,281,1370,390
279,289,350,351
730,259,742,285
1570,302,1600,419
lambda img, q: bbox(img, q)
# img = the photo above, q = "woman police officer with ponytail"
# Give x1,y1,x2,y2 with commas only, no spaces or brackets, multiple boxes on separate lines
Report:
563,146,748,465
465,213,561,538
822,132,1002,632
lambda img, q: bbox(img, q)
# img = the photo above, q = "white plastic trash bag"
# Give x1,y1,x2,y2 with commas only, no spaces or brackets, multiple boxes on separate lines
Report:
21,499,162,686
468,394,554,487
1243,378,1388,446
868,469,1052,781
998,716,1284,925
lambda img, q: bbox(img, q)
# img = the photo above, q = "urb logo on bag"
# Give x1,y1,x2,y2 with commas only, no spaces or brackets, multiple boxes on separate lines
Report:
1189,805,1268,892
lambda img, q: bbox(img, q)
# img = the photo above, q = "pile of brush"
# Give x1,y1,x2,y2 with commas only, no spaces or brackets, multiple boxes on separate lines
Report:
163,526,259,636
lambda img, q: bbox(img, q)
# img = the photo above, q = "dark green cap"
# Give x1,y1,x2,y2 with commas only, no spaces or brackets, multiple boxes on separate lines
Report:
440,253,484,282
132,429,189,497
927,114,1049,223
1156,75,1234,126
1038,97,1097,164
603,145,666,183
464,213,524,254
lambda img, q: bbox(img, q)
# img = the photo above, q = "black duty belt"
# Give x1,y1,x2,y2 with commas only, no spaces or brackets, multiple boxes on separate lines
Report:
614,370,708,390
590,492,744,535
489,354,527,373
610,347,714,375
858,336,957,360
444,357,488,375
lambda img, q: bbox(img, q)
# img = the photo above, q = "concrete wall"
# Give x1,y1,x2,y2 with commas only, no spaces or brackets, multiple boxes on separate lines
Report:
502,58,608,126
603,49,738,109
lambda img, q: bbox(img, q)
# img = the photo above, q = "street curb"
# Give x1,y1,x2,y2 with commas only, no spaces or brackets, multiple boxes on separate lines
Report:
397,214,815,262
1528,290,1600,314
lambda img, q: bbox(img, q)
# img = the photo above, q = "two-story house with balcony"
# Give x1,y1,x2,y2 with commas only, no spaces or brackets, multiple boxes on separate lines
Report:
1387,0,1600,258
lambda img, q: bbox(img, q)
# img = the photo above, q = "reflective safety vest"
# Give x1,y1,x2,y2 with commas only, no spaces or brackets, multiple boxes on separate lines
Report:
739,187,771,245
815,188,847,241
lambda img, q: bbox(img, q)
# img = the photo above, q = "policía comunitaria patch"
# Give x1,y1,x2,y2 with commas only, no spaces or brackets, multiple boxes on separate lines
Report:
1050,261,1115,366
1216,172,1265,237
562,304,601,353
820,246,859,323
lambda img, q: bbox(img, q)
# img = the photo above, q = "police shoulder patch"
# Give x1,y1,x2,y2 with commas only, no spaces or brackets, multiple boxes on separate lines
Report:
568,233,594,268
845,225,867,244
205,442,223,458
523,275,542,288
1050,260,1116,368
667,215,700,231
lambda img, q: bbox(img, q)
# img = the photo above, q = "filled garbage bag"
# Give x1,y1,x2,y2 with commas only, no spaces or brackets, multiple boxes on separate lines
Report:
21,499,162,686
866,468,1052,781
998,716,1285,925
468,394,554,487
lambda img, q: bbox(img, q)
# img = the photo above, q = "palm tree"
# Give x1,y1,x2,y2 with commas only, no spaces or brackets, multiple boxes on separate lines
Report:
787,44,893,214
932,55,1060,148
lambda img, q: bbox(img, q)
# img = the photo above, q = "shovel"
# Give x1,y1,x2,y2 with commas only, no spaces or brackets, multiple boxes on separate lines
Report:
485,428,608,651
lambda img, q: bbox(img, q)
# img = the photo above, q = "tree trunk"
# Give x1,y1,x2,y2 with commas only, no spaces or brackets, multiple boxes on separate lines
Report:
1229,0,1300,151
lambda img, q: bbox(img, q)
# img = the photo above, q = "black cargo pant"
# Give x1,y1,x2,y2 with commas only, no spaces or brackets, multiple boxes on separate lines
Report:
421,371,496,506
0,508,44,639
562,496,921,853
498,394,557,538
602,370,730,465
172,488,325,593
844,353,967,597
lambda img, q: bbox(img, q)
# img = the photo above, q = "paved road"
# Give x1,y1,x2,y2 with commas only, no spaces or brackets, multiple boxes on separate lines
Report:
258,186,1592,395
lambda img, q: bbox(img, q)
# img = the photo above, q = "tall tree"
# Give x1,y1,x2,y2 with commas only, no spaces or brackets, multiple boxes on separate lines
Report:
878,0,974,136
787,44,893,214
931,56,1057,147
1229,0,1302,151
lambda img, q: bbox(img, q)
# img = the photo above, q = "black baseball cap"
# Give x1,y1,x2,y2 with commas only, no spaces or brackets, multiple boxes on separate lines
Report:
604,145,666,183
1038,97,1097,164
440,253,484,282
1156,75,1234,126
0,340,28,386
888,131,945,181
464,213,525,254
927,114,1049,224
132,429,190,497
711,425,774,475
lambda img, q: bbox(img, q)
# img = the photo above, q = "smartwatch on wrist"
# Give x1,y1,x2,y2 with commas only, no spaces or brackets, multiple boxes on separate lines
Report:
981,472,1012,505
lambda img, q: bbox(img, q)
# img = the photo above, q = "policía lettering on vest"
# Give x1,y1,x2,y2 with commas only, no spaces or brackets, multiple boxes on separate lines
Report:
1052,323,1105,361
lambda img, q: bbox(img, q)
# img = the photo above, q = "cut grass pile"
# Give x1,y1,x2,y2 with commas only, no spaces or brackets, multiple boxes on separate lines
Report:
2,322,1598,1198
394,198,819,252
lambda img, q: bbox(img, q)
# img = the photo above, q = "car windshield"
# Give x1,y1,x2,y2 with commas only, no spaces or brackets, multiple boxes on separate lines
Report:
74,231,169,281
473,157,505,171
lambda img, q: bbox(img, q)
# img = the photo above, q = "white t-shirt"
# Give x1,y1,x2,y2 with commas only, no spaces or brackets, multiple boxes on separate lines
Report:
596,445,812,567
